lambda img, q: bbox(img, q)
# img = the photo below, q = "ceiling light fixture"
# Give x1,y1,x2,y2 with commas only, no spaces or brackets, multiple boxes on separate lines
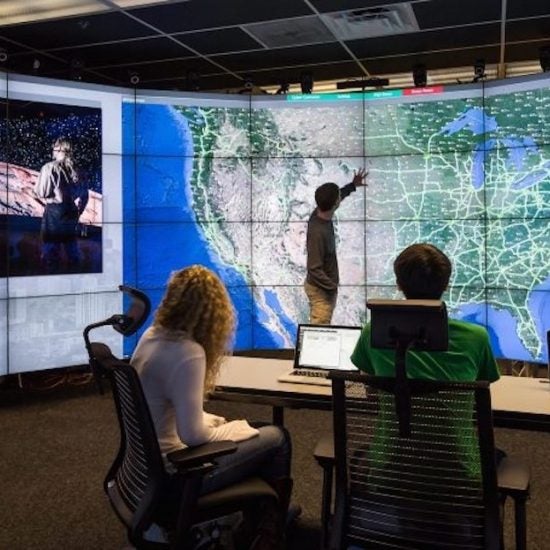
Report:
473,59,486,82
300,71,313,94
539,46,550,72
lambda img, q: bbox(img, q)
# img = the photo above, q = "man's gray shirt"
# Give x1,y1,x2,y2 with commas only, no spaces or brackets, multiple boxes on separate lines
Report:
305,182,356,292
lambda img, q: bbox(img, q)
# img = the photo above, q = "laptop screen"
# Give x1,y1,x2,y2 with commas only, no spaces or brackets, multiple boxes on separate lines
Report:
294,324,362,371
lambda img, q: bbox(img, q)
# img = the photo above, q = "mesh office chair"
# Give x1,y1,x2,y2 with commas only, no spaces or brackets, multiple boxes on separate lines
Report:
93,342,279,549
324,372,523,550
84,287,279,549
314,300,530,550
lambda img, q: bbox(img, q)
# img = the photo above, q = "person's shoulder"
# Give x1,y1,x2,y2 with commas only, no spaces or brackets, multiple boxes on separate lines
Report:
308,209,320,223
40,160,56,172
147,326,205,356
355,322,371,346
449,319,489,341
183,338,206,359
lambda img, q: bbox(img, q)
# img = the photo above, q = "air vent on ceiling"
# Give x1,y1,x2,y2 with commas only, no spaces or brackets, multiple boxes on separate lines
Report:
320,3,420,41
243,15,335,48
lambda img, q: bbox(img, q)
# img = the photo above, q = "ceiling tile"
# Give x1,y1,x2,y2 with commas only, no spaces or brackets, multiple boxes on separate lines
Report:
130,0,314,34
507,0,550,19
0,36,28,55
0,11,154,50
52,37,192,68
363,45,501,74
97,57,221,82
347,22,501,58
505,40,550,62
506,16,550,42
413,0,501,29
211,43,351,72
174,27,263,55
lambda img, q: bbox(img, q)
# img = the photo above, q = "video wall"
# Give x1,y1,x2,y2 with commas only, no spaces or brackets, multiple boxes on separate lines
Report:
1,72,549,374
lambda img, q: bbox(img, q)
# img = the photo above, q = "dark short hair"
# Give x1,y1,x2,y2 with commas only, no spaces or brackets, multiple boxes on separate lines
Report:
315,182,340,212
393,243,451,299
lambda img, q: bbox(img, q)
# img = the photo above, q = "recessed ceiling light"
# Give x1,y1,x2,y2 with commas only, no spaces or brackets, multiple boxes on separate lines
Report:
0,0,183,26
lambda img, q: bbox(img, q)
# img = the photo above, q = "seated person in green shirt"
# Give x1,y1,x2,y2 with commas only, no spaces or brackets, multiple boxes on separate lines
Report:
350,243,502,485
351,242,500,383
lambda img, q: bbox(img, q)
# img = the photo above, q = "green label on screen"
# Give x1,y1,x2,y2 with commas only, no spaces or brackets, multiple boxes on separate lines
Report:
287,93,362,102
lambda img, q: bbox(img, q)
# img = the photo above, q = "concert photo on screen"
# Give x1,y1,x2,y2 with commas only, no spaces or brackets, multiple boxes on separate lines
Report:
0,99,102,277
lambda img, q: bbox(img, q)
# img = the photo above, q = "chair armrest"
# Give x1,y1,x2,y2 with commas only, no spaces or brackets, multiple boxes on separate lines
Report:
497,456,531,498
314,432,335,469
167,441,238,470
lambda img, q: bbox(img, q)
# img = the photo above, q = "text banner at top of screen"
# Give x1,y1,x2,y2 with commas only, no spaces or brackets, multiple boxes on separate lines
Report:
287,86,445,102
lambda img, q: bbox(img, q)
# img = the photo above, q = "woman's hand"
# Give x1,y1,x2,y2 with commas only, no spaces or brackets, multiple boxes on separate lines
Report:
225,420,260,441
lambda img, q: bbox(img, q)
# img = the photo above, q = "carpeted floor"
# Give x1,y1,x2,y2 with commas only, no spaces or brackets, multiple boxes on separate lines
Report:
1,377,549,549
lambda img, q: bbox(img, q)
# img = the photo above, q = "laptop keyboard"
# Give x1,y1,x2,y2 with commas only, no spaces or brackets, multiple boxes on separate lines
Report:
278,368,332,387
292,369,328,378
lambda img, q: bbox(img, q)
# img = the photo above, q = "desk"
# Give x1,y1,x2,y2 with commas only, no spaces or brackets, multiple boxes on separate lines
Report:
215,356,550,432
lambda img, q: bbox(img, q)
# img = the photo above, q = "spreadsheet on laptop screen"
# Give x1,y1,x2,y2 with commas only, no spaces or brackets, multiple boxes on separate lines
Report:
297,325,361,371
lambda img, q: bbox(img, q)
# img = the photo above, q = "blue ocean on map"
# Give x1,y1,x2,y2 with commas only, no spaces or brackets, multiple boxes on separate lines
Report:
457,274,550,362
122,103,286,350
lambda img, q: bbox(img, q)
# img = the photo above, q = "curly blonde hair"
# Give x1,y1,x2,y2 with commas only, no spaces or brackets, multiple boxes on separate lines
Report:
154,265,235,393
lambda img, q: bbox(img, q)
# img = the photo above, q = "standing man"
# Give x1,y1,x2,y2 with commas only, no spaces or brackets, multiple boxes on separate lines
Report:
305,168,367,324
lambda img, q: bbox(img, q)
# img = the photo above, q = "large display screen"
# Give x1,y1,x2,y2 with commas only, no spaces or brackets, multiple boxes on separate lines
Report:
0,74,125,374
1,72,549,374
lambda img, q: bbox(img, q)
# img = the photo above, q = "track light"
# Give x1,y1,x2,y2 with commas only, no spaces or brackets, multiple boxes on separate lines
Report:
412,64,427,87
184,70,200,91
129,71,140,86
539,46,550,72
244,75,254,89
70,58,84,81
473,59,486,82
237,75,255,94
275,80,289,95
300,71,313,94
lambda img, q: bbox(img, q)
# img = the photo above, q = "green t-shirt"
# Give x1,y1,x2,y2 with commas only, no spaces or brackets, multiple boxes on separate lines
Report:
351,319,500,383
350,319,500,480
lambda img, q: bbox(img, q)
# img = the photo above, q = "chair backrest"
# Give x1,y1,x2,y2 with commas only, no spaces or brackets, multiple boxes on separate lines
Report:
330,371,501,550
91,342,167,542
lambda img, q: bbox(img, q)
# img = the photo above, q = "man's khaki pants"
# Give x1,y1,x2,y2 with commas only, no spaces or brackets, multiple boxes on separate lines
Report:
304,281,337,325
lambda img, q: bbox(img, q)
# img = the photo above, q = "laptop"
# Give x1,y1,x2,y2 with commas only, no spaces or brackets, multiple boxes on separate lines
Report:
278,324,362,386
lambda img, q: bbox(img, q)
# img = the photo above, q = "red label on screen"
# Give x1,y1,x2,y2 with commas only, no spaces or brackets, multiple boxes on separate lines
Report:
403,86,445,96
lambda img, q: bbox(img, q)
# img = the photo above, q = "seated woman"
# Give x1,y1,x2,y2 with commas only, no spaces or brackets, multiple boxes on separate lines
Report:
131,265,293,545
